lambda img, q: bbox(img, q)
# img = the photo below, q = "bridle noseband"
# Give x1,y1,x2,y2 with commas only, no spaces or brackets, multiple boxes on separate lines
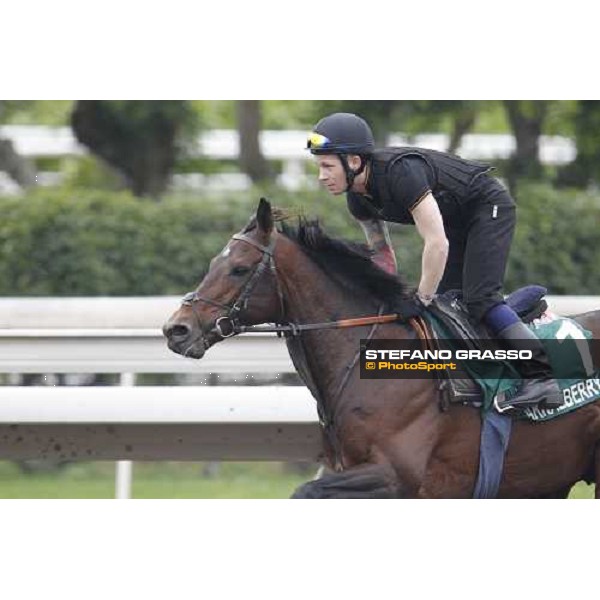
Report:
179,227,428,473
181,227,423,344
181,229,412,341
181,231,285,341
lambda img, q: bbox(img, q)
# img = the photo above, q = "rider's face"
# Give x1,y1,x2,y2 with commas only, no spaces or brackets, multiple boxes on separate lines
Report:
315,154,347,195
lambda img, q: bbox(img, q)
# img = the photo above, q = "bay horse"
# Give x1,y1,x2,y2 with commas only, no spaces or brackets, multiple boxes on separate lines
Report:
163,198,600,498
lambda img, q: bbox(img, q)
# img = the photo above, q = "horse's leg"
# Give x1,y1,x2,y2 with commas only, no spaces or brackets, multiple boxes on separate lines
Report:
290,463,400,499
593,445,600,499
563,311,600,499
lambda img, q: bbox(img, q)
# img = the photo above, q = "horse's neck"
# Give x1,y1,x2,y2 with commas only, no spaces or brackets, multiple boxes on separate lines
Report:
275,238,387,406
276,237,376,332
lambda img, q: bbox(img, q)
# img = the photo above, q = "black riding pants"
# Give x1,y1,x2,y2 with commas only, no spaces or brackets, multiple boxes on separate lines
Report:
437,192,516,323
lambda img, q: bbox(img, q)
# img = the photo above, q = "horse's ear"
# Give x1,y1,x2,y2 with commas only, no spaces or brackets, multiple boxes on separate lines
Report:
256,197,273,236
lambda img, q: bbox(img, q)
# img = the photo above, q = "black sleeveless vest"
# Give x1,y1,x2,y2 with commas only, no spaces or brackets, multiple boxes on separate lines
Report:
372,146,494,204
348,146,504,224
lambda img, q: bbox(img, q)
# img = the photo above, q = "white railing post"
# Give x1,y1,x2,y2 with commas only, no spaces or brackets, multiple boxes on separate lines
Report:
116,372,135,499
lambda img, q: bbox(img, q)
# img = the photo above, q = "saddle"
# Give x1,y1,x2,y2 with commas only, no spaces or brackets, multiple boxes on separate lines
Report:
422,285,548,408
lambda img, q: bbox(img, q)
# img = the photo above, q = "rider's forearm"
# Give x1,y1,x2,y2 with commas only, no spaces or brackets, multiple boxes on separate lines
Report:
418,239,449,298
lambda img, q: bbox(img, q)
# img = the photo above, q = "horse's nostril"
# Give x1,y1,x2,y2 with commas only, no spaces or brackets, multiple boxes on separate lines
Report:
166,323,192,341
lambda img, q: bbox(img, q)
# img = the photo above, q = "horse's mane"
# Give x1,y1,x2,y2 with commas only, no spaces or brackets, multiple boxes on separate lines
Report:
242,213,412,307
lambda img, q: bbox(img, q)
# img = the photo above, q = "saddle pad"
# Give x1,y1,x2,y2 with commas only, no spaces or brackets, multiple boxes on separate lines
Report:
427,310,600,420
428,285,548,349
518,313,600,422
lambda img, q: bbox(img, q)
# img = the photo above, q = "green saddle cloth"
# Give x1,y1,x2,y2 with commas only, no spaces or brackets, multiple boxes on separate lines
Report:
426,313,600,421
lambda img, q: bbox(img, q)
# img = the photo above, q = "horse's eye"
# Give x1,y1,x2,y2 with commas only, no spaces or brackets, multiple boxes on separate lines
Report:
230,265,251,277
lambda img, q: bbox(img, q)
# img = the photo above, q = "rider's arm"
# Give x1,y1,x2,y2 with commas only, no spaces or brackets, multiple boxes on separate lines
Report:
357,217,398,275
410,192,449,303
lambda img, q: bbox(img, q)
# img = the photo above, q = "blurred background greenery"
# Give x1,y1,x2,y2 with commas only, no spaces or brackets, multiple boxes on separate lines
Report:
0,460,592,499
2,100,600,298
0,461,313,499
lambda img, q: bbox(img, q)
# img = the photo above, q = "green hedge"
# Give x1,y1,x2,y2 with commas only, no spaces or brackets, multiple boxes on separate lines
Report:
0,189,261,296
0,183,599,296
505,183,600,294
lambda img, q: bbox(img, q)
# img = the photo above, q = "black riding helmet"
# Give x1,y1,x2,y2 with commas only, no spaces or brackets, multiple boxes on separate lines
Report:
306,113,375,191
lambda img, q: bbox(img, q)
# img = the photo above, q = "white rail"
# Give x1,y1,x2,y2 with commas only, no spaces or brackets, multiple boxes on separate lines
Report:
0,126,578,193
0,296,294,374
0,126,577,164
0,295,597,497
0,296,596,374
0,387,320,462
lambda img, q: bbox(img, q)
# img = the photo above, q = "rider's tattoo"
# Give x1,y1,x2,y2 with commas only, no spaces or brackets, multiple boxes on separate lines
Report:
358,218,397,274
359,218,391,248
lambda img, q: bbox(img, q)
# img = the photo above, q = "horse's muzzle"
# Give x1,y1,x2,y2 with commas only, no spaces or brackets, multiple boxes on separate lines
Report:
163,319,211,359
163,321,192,342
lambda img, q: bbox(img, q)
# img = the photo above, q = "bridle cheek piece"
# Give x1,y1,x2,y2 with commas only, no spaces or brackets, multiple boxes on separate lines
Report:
178,228,423,475
180,232,285,341
180,230,412,340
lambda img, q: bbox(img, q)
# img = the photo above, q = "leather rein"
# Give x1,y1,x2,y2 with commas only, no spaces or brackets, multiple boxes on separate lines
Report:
181,231,407,340
181,229,427,471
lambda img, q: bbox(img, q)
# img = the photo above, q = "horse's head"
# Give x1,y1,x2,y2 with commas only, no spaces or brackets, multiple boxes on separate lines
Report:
163,198,283,359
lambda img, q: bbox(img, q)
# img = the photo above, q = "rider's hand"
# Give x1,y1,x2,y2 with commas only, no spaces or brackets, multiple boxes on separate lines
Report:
392,293,426,319
416,291,435,307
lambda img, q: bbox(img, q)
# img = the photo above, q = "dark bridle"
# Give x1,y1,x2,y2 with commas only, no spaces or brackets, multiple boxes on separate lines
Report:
179,225,427,471
181,229,407,343
180,232,285,342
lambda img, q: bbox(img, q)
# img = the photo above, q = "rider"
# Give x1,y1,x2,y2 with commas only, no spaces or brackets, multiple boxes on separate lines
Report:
306,112,563,412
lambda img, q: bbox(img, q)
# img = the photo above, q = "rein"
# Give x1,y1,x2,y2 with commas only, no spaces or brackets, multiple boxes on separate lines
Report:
236,313,402,335
181,228,427,471
181,231,412,338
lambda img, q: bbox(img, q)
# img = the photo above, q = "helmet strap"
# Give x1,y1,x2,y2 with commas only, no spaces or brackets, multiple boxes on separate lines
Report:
339,155,367,192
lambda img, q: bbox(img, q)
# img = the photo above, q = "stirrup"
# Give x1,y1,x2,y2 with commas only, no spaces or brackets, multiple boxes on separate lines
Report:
493,379,563,414
493,392,513,414
493,392,546,414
